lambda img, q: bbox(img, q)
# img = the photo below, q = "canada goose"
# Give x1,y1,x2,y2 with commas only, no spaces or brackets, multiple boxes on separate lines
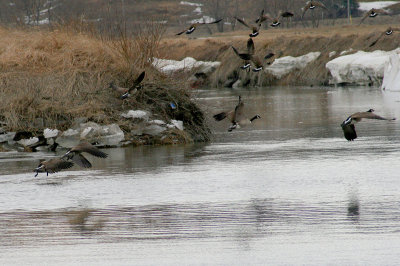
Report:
62,142,108,168
341,109,396,141
301,1,327,18
359,8,390,25
34,158,74,177
234,17,261,37
281,11,294,18
213,96,261,132
176,18,223,35
256,10,283,27
109,71,145,99
232,38,264,72
369,27,400,47
231,38,254,71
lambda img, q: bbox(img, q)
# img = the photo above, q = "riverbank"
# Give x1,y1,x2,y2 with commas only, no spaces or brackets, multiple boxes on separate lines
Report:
0,26,210,151
159,24,400,87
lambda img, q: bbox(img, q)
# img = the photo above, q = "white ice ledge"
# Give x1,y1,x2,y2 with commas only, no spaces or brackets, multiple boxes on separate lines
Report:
265,52,321,78
153,57,220,74
382,51,400,91
326,49,400,85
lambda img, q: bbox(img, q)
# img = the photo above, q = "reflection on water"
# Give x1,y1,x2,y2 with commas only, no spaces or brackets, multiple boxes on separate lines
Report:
2,86,400,264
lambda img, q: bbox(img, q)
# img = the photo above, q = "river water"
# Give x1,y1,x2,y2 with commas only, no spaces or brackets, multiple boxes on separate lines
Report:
1,86,400,265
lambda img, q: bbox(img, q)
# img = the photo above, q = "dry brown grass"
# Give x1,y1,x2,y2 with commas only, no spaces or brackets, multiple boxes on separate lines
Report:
0,23,210,142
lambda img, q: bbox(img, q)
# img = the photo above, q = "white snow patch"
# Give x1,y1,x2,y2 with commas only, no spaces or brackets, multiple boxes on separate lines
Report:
382,51,400,91
189,16,216,24
358,1,397,11
153,57,220,74
193,7,202,14
326,48,400,85
180,1,202,7
329,51,337,58
121,110,150,120
340,48,354,55
265,52,321,78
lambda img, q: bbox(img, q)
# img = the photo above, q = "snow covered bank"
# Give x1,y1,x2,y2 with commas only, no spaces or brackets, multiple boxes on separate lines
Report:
382,51,400,91
358,1,397,12
326,49,400,85
153,57,220,74
265,52,321,78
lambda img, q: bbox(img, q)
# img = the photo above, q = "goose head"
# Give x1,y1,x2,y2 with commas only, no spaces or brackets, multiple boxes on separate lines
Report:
341,116,353,127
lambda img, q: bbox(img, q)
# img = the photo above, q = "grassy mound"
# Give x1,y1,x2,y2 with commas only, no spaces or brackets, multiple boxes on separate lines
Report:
0,25,210,144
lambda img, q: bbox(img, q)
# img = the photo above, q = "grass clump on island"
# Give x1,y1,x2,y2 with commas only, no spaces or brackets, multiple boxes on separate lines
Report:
0,22,210,144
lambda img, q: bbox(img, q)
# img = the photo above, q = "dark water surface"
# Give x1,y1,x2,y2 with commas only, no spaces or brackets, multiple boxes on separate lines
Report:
2,87,400,265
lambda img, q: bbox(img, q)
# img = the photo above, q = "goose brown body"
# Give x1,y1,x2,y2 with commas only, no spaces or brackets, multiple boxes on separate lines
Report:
35,158,74,177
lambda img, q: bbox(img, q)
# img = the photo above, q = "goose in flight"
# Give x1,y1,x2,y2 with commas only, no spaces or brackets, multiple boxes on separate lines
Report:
341,109,395,141
176,19,223,35
301,1,327,18
359,8,390,25
213,96,261,132
231,38,264,72
369,27,400,47
235,17,262,37
109,71,145,99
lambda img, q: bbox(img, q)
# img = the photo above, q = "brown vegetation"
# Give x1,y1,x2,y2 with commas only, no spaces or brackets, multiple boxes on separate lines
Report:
0,23,210,143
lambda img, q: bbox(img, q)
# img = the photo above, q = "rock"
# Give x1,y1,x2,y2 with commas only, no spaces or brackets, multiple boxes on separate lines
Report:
56,122,124,148
56,129,80,148
224,79,237,88
382,52,400,91
326,49,400,85
149,120,166,125
17,137,39,147
265,52,321,78
152,57,221,75
121,110,150,120
43,128,59,139
142,124,166,136
170,120,184,131
0,132,16,143
232,79,242,89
